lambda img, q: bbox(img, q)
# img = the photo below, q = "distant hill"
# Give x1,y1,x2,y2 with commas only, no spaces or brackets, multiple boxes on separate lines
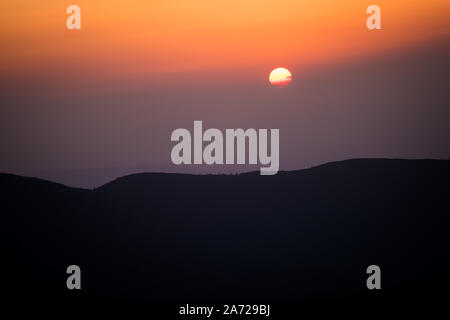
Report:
1,159,449,302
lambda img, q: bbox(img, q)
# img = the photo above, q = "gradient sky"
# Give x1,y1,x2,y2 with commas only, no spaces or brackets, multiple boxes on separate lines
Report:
1,1,449,187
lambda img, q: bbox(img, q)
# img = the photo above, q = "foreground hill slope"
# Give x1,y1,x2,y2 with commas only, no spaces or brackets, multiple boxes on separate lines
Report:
1,159,449,300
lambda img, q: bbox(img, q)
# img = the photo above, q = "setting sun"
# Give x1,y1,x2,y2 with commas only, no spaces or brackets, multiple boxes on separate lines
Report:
269,67,292,87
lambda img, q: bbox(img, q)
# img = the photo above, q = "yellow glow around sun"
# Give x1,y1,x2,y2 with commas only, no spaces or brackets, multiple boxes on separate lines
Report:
269,67,292,87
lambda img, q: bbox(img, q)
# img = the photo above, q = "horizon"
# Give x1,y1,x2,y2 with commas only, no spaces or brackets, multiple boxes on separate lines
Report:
2,157,449,189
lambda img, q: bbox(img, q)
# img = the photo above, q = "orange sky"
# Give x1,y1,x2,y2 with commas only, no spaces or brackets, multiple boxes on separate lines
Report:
1,0,449,81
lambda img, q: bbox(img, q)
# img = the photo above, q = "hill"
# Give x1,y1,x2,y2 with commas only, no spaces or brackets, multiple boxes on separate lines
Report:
1,159,449,302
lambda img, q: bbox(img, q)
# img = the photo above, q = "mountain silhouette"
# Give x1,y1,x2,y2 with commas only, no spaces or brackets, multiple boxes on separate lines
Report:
1,159,449,303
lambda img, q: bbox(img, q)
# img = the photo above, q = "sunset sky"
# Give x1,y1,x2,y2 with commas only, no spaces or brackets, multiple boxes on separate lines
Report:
2,0,449,79
1,0,449,187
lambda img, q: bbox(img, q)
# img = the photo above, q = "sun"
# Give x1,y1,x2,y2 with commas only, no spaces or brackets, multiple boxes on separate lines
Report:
269,67,292,87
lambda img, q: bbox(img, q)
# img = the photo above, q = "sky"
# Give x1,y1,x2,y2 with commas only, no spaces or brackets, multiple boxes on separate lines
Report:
1,0,449,187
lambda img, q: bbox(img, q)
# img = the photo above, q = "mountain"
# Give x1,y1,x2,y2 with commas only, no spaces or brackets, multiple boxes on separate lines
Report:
1,159,449,303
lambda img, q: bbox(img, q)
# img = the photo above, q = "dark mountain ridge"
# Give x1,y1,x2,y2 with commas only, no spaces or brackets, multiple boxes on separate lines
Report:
1,159,449,301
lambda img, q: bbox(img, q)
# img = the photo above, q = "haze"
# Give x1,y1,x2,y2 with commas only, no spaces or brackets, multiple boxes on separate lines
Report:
0,0,449,187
